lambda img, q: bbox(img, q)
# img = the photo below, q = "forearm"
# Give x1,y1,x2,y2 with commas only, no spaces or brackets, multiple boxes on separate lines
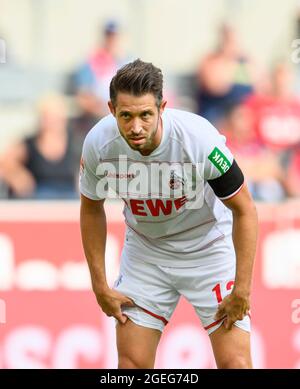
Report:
80,203,108,294
232,205,258,296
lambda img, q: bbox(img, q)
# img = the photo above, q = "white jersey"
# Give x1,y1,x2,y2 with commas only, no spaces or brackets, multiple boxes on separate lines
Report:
80,108,242,266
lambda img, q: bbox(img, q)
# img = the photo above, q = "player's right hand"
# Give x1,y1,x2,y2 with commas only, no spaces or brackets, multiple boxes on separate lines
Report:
94,289,135,324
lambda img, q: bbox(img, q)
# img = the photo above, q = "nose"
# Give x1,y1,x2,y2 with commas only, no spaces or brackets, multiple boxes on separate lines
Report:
130,119,143,135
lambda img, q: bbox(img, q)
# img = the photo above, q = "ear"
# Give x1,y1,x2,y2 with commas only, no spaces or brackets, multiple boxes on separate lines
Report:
108,101,116,116
159,100,167,114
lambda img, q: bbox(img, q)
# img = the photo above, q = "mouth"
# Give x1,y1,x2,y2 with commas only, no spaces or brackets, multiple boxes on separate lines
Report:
129,137,146,145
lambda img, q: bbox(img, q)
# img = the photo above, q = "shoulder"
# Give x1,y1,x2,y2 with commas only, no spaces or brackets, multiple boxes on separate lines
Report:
166,108,224,150
167,108,214,129
83,114,120,151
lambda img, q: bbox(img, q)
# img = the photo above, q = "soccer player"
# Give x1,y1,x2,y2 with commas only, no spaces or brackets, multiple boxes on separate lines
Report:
80,59,258,369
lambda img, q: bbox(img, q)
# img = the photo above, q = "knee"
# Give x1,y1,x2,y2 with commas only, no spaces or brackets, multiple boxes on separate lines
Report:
118,355,154,369
218,355,252,369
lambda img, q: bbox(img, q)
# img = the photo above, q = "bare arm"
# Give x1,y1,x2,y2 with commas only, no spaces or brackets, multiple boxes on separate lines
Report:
223,184,258,295
215,184,258,329
80,194,134,323
80,194,108,292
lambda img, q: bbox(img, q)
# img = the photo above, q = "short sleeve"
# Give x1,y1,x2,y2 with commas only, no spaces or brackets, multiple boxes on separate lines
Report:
198,119,244,199
79,132,104,200
202,120,234,181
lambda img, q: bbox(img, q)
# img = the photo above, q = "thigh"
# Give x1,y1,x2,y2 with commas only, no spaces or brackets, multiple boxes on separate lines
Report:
209,324,252,368
175,237,251,335
116,318,162,369
114,250,180,328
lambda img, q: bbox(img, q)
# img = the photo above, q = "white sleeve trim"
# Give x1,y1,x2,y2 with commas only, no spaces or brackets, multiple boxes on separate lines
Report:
218,182,244,201
79,187,102,200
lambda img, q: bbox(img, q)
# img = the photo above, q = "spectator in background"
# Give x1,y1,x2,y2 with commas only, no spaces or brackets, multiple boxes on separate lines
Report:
245,61,300,154
221,104,286,201
196,23,256,126
0,95,77,199
74,20,130,118
244,61,300,199
70,20,130,161
68,91,101,166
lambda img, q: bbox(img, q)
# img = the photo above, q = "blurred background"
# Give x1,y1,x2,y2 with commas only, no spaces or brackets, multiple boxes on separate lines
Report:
0,0,300,368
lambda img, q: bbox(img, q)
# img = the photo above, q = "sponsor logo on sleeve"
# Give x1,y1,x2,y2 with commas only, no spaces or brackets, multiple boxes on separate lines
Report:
208,147,232,174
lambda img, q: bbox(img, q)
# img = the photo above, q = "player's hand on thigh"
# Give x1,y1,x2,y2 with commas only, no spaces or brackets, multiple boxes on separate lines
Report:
94,288,135,324
214,291,250,330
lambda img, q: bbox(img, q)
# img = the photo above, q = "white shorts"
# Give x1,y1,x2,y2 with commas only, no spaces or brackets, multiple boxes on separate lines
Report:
113,236,250,335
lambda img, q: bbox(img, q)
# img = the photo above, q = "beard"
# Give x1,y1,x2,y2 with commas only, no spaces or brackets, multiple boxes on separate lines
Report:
121,117,160,155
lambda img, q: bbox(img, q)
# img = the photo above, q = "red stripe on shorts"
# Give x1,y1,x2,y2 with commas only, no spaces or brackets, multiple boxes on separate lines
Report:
204,313,251,331
140,307,168,326
204,316,226,331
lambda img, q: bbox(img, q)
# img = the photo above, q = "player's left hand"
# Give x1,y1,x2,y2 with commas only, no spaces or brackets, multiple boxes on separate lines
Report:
214,291,250,330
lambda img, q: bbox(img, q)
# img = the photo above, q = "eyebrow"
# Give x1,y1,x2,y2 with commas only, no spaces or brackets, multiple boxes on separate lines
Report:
119,109,154,115
141,109,153,114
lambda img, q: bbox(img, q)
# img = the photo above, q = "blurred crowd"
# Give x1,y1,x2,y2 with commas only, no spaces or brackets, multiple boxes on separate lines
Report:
0,21,300,201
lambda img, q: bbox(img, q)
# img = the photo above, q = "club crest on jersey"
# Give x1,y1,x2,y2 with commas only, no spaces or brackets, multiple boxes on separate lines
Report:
169,170,184,190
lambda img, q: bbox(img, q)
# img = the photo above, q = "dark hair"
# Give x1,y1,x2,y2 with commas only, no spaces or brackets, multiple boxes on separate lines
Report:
109,59,163,107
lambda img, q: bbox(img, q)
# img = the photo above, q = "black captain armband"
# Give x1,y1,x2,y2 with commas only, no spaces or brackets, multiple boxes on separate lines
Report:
207,159,244,200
